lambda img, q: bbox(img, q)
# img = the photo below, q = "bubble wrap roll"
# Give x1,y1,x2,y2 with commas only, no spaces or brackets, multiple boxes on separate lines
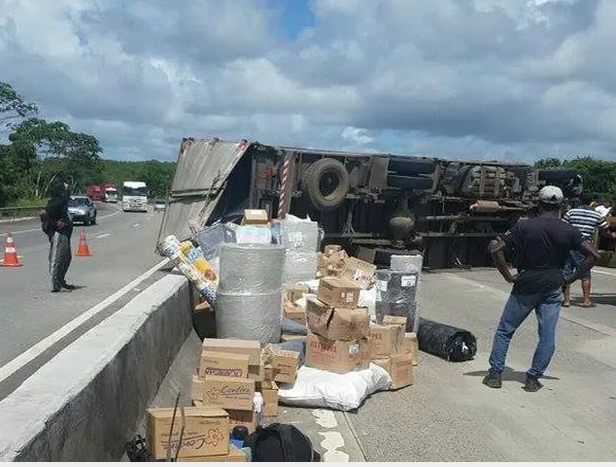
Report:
215,291,283,344
219,243,286,294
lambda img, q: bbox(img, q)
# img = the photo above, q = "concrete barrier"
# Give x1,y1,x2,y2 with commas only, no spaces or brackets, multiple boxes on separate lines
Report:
0,273,192,462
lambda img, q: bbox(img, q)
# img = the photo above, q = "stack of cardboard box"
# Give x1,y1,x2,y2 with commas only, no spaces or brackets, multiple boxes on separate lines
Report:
192,338,263,433
370,316,415,390
261,346,300,418
146,406,248,461
305,277,372,373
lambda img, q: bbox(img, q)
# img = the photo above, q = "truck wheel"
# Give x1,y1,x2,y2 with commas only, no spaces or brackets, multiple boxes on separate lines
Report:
389,158,436,175
92,216,97,225
387,175,433,190
538,169,579,182
303,158,350,210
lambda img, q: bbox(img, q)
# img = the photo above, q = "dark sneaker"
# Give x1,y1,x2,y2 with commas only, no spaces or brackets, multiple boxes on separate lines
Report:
482,370,502,389
522,375,543,392
62,283,77,290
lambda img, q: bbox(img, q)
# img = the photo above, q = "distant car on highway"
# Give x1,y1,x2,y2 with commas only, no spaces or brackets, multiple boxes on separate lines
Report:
153,200,167,212
68,196,97,225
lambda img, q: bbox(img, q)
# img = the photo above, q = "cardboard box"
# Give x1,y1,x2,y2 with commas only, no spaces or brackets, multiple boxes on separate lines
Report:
228,409,258,433
383,315,408,329
370,324,404,357
272,350,299,384
258,381,279,418
192,375,205,401
286,284,309,303
372,356,392,374
263,364,275,382
248,363,265,382
340,256,377,290
323,244,342,256
316,251,347,278
306,331,370,374
317,277,361,308
243,209,269,225
281,334,306,343
147,407,229,459
403,332,419,366
306,296,370,341
199,351,250,378
179,446,247,462
202,338,261,366
203,376,255,411
283,300,307,326
372,354,414,389
390,353,413,389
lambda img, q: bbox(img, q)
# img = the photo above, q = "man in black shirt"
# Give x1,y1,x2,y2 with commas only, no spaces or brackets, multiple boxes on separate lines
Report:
483,186,600,392
44,181,75,293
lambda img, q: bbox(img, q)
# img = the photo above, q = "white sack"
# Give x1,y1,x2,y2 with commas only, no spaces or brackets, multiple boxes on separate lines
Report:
278,364,391,412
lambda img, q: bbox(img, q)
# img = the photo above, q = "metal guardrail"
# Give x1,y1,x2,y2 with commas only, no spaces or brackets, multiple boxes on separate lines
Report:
0,205,46,221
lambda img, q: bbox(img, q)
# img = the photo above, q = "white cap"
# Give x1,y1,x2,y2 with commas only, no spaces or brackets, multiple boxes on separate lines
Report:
538,185,564,204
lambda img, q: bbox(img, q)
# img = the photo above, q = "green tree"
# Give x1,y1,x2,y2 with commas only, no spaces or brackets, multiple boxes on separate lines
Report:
8,118,104,197
0,82,38,135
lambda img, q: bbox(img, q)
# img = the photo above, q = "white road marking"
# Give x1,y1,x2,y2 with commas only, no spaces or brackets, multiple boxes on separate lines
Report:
132,223,140,228
0,210,121,237
318,432,350,462
95,233,111,239
594,268,616,277
312,409,350,461
0,257,169,384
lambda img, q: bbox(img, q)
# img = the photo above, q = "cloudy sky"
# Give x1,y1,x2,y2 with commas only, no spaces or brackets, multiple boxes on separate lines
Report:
2,0,615,162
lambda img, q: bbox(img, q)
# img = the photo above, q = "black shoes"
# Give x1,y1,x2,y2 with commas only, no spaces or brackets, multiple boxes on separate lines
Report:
522,375,544,392
482,370,502,389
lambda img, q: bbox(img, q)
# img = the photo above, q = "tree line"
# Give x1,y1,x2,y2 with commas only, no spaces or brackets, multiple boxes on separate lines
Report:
0,82,175,207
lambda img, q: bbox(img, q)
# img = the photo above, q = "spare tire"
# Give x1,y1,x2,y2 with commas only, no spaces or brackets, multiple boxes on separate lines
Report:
538,169,579,182
303,158,350,210
389,158,436,175
387,175,433,190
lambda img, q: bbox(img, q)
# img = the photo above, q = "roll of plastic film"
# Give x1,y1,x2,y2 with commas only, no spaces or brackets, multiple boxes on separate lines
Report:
219,243,285,294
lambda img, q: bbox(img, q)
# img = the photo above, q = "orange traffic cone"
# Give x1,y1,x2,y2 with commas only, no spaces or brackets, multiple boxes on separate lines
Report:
76,229,92,257
1,232,22,267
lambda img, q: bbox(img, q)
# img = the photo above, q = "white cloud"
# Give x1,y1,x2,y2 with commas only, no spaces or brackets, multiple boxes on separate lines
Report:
1,0,615,163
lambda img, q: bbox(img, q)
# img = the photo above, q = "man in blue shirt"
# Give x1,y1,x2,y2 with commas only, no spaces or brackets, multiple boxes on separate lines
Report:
483,186,600,392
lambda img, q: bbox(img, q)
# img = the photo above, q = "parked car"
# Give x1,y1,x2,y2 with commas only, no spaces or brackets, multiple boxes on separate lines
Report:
153,200,167,212
68,196,97,225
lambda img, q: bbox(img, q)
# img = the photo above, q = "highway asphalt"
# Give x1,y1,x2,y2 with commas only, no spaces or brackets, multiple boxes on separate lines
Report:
347,268,616,462
0,203,169,399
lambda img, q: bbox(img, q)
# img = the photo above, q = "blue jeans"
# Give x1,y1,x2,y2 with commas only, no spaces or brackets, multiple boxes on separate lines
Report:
488,288,562,378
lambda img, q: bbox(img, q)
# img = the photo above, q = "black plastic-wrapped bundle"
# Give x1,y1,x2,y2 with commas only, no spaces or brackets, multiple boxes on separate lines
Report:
375,270,419,332
417,318,477,362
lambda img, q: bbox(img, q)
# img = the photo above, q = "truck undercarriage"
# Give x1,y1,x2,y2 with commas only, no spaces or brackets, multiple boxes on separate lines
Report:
159,138,582,270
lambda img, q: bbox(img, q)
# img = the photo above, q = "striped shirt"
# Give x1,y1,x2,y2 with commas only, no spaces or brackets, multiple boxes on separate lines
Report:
563,206,609,238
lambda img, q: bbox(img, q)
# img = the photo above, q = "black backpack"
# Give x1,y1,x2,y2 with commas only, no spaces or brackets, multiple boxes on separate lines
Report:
243,423,321,462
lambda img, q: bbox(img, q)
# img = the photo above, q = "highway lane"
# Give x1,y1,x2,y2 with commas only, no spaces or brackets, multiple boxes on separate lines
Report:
0,203,170,399
348,269,616,462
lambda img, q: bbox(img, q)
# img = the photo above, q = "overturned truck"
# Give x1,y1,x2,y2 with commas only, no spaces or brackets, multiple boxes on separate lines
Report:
158,138,582,269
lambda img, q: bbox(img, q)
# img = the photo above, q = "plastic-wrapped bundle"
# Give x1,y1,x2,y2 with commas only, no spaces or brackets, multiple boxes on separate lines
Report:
160,235,217,306
280,218,319,286
416,318,477,362
219,243,285,294
216,291,283,344
198,223,237,260
375,269,419,332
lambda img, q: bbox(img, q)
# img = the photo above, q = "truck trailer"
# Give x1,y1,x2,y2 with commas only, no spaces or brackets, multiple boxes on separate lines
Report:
157,138,583,270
